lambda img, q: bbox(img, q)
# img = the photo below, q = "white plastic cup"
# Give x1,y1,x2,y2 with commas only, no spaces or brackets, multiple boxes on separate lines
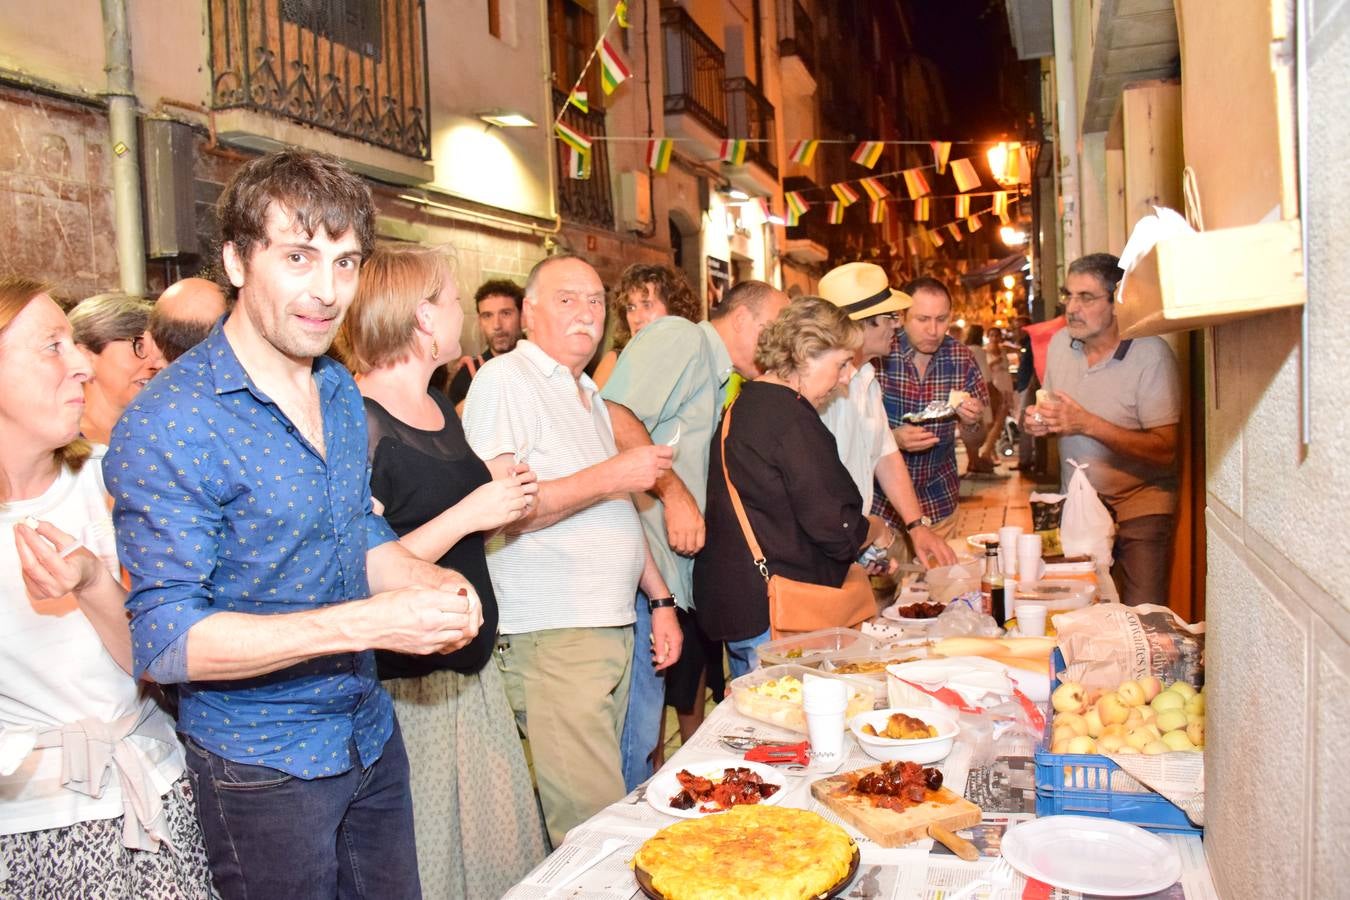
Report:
998,526,1023,575
1017,533,1044,584
1017,603,1048,636
802,676,848,762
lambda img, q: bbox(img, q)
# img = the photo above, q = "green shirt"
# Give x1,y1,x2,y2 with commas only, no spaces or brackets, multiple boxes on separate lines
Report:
601,317,734,609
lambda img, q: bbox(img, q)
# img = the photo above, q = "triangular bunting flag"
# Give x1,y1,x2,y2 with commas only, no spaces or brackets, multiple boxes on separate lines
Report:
826,201,844,224
566,146,591,180
616,0,630,28
646,138,673,173
554,121,592,154
755,197,771,218
600,39,631,95
718,139,747,165
831,182,860,207
788,139,819,165
931,141,952,175
902,168,931,199
954,195,971,219
912,197,930,221
786,191,809,219
929,228,945,247
950,158,981,192
787,206,802,227
850,141,885,168
993,191,1009,219
946,223,963,242
859,177,890,201
568,90,589,114
869,200,885,224
967,214,982,232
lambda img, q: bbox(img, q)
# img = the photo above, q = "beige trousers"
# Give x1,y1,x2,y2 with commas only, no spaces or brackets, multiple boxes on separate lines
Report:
495,626,634,847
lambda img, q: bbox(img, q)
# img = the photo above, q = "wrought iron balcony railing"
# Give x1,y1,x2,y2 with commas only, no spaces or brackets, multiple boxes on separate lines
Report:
552,89,614,229
779,0,815,75
724,76,777,178
208,0,430,159
661,5,728,137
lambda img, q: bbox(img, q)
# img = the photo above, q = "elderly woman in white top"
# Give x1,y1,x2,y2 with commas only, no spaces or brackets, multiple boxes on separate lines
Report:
0,277,214,898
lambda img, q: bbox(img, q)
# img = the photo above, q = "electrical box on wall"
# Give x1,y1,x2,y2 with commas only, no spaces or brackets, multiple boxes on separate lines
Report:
618,170,653,233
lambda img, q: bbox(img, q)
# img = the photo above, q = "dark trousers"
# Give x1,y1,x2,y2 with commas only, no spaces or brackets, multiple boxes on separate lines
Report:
183,723,420,900
1111,513,1176,607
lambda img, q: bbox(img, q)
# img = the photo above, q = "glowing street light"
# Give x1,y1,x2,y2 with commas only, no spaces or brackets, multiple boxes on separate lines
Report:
1000,225,1027,246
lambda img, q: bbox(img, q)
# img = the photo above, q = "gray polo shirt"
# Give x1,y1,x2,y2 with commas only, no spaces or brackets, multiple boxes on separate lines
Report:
1044,329,1181,521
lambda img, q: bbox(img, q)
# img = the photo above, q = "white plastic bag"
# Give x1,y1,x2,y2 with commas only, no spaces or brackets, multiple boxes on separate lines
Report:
1059,459,1114,566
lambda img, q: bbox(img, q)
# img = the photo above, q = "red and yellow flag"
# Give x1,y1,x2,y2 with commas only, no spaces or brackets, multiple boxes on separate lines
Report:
600,39,631,95
950,158,981,193
850,141,884,168
902,168,931,199
831,182,860,207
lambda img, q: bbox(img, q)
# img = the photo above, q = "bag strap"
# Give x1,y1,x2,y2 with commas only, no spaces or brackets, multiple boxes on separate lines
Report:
719,403,770,584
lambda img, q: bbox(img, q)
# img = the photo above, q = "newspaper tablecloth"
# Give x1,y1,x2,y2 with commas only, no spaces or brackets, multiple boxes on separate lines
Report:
503,699,1216,900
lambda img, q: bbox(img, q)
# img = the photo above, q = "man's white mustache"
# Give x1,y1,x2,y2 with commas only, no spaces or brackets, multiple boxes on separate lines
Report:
566,324,600,337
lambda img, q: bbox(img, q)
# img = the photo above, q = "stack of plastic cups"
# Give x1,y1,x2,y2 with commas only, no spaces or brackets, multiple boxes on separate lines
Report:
801,676,848,764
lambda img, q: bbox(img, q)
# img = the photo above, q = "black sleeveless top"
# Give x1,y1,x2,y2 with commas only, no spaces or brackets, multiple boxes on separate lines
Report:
364,391,498,679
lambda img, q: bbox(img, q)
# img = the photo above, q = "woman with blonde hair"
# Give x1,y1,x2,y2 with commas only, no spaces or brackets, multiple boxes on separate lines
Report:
68,292,164,444
0,277,213,898
694,297,898,676
335,245,547,897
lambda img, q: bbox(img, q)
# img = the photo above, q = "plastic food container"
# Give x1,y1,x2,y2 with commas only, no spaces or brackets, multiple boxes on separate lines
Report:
820,644,934,684
1013,580,1096,616
756,628,878,668
848,706,959,763
729,664,878,734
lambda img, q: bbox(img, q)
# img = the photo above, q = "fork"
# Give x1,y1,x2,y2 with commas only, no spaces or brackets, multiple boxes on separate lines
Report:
946,857,1014,900
665,423,681,448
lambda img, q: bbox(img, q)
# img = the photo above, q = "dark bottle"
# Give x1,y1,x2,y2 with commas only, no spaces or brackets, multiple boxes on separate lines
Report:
981,541,1006,627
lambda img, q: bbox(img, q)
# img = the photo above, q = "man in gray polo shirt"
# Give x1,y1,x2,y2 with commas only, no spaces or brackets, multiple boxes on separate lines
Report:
1025,253,1181,606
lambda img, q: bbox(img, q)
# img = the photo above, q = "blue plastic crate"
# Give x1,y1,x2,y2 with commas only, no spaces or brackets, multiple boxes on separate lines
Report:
1034,650,1203,835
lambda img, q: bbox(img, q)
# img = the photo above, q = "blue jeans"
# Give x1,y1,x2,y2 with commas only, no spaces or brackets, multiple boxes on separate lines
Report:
726,629,771,679
620,591,665,790
183,722,420,900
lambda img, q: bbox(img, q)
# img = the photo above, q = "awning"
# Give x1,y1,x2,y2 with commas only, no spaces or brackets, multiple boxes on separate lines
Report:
960,253,1029,290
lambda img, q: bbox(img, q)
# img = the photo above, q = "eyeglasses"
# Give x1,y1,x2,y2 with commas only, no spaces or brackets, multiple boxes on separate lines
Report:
866,313,901,324
116,335,149,359
1058,289,1113,305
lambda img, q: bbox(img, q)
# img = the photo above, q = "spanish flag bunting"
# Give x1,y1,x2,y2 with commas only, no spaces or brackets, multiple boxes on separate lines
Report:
930,141,952,174
929,228,945,247
616,0,630,28
912,197,930,221
826,201,844,224
566,146,591,180
859,176,890,201
787,206,802,227
718,139,747,165
786,191,809,219
599,39,631,95
967,214,982,232
850,141,885,168
954,194,971,219
646,138,673,173
902,168,931,199
992,190,1009,219
568,90,589,114
946,223,963,242
907,234,924,256
831,182,860,207
950,157,981,192
868,200,885,224
554,120,592,154
788,139,819,165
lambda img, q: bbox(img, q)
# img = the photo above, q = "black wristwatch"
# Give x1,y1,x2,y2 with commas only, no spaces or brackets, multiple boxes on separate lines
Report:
903,516,933,532
648,595,678,611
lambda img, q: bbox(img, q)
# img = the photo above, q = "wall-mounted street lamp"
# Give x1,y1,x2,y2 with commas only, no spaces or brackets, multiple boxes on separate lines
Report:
477,109,537,128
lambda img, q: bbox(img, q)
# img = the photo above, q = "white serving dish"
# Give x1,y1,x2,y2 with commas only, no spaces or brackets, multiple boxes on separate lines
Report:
645,757,788,819
848,706,959,764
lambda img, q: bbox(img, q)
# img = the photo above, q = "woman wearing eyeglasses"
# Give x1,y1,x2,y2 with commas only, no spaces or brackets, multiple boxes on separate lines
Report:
68,293,165,444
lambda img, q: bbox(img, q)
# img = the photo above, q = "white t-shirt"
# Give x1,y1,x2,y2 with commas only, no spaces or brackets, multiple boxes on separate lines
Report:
819,361,900,511
0,450,184,836
462,340,646,634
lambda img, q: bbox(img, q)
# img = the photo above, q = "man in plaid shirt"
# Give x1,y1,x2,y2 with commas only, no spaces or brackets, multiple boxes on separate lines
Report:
876,277,989,538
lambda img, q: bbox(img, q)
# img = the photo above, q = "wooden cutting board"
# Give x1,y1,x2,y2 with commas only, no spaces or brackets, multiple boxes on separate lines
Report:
810,766,982,848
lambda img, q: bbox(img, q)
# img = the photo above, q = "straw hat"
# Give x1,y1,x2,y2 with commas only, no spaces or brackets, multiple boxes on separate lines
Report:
817,262,913,320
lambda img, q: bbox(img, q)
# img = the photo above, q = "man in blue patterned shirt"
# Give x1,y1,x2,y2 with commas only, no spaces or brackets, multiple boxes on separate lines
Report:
105,150,481,899
876,277,989,540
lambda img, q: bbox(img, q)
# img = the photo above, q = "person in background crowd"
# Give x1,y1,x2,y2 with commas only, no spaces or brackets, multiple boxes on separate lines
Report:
876,277,989,540
601,273,788,788
68,293,164,444
337,244,547,898
447,279,524,407
592,263,704,390
695,297,898,677
1,276,215,898
151,277,229,364
816,262,957,568
461,253,681,847
1025,253,1180,606
959,323,997,474
105,149,484,900
980,327,1015,465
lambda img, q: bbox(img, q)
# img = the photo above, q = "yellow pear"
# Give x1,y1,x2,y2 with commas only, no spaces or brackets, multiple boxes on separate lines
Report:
1097,733,1126,753
1066,735,1097,755
1143,740,1170,755
1124,728,1153,751
1051,737,1071,754
1169,681,1198,701
1097,692,1131,726
1186,719,1205,748
1083,708,1105,738
1124,708,1146,730
1155,709,1188,734
1185,694,1206,717
1161,730,1197,752
1138,675,1164,701
1143,723,1162,740
1052,681,1088,715
1137,706,1157,724
1116,680,1146,707
1151,690,1185,713
1100,723,1128,740
1053,725,1078,746
1057,713,1088,737
1115,746,1140,754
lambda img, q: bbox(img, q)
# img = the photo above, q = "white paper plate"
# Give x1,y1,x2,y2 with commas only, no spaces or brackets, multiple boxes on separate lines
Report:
645,757,788,819
966,532,999,551
880,603,945,626
1001,816,1182,896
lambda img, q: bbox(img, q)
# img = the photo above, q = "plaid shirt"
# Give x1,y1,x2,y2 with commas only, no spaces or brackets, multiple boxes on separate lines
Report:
876,332,989,524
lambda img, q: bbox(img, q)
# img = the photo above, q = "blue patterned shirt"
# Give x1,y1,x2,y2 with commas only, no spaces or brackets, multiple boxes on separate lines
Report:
104,324,399,778
876,332,989,523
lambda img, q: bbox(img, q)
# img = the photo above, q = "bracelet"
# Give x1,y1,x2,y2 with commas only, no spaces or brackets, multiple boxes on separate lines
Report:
647,596,677,612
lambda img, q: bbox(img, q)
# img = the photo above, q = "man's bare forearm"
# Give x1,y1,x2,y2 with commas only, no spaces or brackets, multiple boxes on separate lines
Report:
504,457,617,533
875,451,923,525
606,401,693,505
1082,420,1177,468
183,602,377,680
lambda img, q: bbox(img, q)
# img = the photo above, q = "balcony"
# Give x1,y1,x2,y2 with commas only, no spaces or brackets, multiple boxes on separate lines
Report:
778,0,816,95
552,89,614,230
661,4,727,160
208,0,432,183
723,76,778,196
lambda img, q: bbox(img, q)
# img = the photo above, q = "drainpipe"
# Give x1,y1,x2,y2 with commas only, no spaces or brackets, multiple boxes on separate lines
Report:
101,0,147,296
1051,0,1081,268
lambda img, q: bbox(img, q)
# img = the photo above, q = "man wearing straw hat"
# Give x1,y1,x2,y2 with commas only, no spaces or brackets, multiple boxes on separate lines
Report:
817,262,958,569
